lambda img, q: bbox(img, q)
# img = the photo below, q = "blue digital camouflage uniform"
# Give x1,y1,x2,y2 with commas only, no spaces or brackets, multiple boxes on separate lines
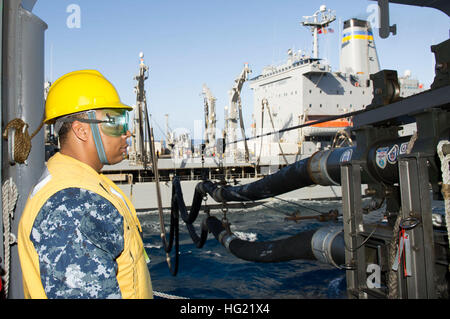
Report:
30,187,124,299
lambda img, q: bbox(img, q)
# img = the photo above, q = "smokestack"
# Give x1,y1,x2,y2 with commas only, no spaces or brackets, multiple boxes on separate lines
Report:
340,19,380,75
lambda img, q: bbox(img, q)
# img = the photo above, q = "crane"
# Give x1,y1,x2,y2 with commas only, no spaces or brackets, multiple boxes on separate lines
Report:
224,63,251,161
202,84,217,156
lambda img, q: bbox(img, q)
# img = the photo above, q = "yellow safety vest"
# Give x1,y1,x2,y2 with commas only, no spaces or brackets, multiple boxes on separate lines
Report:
18,152,153,299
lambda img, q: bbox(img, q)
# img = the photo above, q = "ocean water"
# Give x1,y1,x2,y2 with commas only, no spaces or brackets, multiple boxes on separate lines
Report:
139,198,351,299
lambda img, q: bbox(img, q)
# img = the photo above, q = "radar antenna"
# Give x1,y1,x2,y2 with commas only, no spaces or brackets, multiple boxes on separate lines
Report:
301,5,336,59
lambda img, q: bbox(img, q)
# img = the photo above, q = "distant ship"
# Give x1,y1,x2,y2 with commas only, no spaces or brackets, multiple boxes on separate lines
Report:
98,6,423,211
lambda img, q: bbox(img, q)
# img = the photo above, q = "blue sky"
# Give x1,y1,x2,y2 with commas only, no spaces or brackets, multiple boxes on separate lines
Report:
33,0,449,140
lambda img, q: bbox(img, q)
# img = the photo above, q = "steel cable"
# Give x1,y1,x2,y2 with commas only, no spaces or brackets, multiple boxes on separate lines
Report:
226,108,365,146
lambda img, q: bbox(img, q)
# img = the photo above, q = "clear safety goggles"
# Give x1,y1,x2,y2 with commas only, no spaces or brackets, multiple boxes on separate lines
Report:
94,109,130,137
55,109,130,137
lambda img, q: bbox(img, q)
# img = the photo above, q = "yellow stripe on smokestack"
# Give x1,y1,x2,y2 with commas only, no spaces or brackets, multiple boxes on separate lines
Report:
339,19,380,75
342,34,374,43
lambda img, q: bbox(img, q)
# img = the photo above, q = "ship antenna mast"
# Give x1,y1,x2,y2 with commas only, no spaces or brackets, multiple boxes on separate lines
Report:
133,52,150,167
202,84,217,156
301,5,336,59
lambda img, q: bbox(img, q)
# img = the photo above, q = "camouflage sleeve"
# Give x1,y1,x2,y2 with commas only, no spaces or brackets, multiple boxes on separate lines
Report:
31,188,124,299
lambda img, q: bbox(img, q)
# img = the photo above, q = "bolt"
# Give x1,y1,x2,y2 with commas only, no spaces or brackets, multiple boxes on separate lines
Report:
436,63,448,71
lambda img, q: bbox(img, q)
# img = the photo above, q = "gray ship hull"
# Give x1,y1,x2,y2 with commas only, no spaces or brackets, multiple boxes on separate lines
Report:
104,154,349,211
117,178,344,212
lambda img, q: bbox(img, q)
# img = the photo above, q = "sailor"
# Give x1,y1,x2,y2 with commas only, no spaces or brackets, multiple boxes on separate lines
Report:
18,70,153,299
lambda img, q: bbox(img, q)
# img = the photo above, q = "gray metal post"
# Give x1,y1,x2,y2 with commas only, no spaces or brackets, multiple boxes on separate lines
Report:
0,0,4,282
398,156,436,298
2,0,47,298
341,160,366,298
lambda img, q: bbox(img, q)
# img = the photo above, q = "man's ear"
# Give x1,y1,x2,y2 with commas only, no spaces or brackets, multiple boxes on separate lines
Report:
71,121,90,142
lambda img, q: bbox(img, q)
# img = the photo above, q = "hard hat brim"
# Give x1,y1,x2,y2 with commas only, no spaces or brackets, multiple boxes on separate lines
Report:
44,70,134,124
45,103,133,124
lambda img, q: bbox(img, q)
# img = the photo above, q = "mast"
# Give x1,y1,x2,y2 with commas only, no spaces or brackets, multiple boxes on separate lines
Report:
202,84,217,156
133,52,150,166
301,5,336,59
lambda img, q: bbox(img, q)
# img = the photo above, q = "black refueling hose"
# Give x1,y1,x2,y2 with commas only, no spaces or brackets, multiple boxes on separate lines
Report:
171,177,209,248
197,157,314,202
205,216,317,263
169,170,323,265
161,100,433,274
171,139,422,269
167,155,348,270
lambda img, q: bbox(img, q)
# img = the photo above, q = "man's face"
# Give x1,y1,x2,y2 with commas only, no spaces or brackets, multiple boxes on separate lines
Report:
96,109,131,165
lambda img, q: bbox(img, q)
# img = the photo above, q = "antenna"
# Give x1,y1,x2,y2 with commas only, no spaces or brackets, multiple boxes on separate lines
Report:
301,6,336,59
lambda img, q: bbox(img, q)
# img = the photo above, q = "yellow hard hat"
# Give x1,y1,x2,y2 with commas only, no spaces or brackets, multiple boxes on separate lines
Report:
45,70,133,124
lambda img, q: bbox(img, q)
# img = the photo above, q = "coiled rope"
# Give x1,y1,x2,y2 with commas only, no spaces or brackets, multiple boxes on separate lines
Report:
387,214,402,299
0,119,42,296
2,178,18,298
2,119,44,164
153,290,188,299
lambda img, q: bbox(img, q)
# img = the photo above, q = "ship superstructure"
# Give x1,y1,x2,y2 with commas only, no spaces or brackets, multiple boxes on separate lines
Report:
248,6,422,161
97,5,426,211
